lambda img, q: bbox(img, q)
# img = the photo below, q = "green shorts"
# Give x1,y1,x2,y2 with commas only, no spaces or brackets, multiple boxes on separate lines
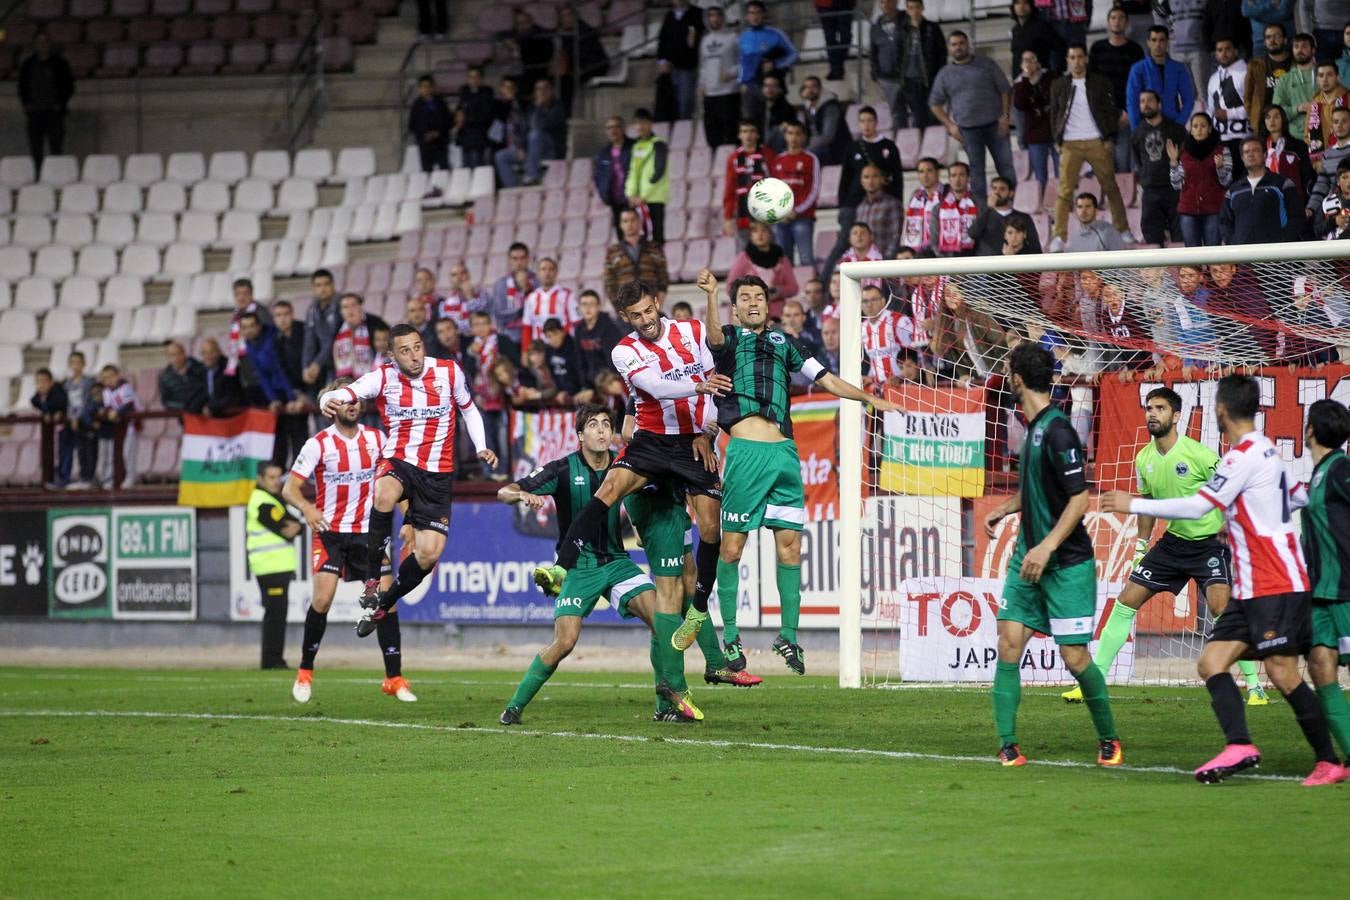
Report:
997,553,1097,645
1312,601,1350,663
624,485,691,577
555,558,654,620
720,437,806,533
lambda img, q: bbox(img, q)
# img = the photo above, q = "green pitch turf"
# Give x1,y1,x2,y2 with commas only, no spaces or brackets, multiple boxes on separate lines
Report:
0,667,1342,897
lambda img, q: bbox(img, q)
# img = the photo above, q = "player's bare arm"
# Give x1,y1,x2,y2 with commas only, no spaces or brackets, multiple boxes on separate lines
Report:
983,494,1021,538
697,268,728,349
817,372,900,413
498,483,547,509
282,472,327,533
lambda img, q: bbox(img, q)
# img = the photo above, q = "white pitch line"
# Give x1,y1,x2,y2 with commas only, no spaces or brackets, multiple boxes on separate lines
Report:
0,708,1305,783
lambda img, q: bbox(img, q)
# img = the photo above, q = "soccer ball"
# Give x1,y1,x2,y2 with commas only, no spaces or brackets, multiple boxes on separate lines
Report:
747,177,794,225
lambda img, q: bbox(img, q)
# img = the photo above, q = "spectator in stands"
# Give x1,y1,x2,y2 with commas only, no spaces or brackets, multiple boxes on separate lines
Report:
332,294,387,380
930,279,1008,383
555,5,609,115
929,161,980,256
816,314,843,375
95,364,140,490
770,120,821,268
428,316,467,363
403,295,437,349
900,156,943,252
488,242,537,339
1090,6,1145,174
1312,4,1350,63
1126,27,1195,132
438,262,486,330
1012,50,1058,202
1282,275,1340,366
301,269,340,399
895,0,946,127
837,222,886,291
496,80,565,188
594,116,634,235
228,277,270,376
781,299,823,356
491,75,523,159
271,300,308,467
468,310,515,469
1066,192,1126,252
1000,215,1038,254
1245,22,1294,130
573,289,622,388
1161,0,1211,99
1049,44,1133,251
200,338,243,419
409,75,452,174
625,109,671,245
503,9,554,90
799,75,852,165
1220,135,1304,242
803,276,828,322
1132,89,1188,245
745,73,798,154
1095,279,1157,372
699,6,742,147
1010,0,1066,76
515,343,562,409
729,221,800,316
1041,0,1090,61
813,0,853,81
407,266,440,324
521,258,578,350
969,176,1043,254
32,368,67,490
415,0,446,40
17,32,74,169
928,30,1016,200
239,312,298,413
657,0,705,121
855,164,905,256
723,120,776,237
1273,33,1319,140
456,66,496,169
738,1,799,91
604,208,670,306
825,106,903,280
871,0,906,123
1170,111,1232,246
1311,108,1350,211
1207,261,1276,362
1306,61,1349,160
670,301,695,321
540,318,588,403
58,351,98,489
159,340,207,415
1258,103,1315,205
1206,37,1251,163
1338,20,1350,82
1166,264,1219,369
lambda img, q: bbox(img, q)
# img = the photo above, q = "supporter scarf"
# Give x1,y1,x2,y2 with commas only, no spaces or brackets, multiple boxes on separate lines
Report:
745,241,784,269
1183,129,1220,162
333,318,374,378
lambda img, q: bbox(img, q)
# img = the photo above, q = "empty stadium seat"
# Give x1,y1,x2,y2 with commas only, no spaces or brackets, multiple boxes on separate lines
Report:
162,243,204,279
103,275,144,312
103,181,144,214
251,149,290,183
206,151,248,186
121,243,162,278
189,179,230,213
58,182,100,215
275,177,317,213
220,211,260,246
95,213,136,247
39,156,79,188
59,276,101,312
77,245,119,279
54,214,94,247
35,246,74,279
178,211,219,246
137,212,177,247
233,178,274,213
123,154,164,187
13,216,52,248
39,308,84,347
293,149,333,182
17,184,56,214
0,156,35,188
336,147,376,181
0,247,30,281
0,310,39,344
15,276,56,310
0,346,21,378
146,181,187,213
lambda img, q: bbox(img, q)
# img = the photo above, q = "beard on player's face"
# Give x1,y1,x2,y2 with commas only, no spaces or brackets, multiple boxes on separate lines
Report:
335,405,361,427
1146,417,1173,437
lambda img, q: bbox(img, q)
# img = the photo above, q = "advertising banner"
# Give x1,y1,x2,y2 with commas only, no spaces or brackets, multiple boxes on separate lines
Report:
0,509,49,616
878,385,986,496
111,507,196,620
48,509,111,619
791,397,841,520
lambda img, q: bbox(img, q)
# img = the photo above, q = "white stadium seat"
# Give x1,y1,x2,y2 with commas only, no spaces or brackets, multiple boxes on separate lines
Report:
321,236,348,269
250,149,290,184
296,235,324,273
178,211,219,247
467,166,494,200
372,202,398,240
226,243,253,273
293,148,333,182
189,180,231,214
103,275,145,311
0,156,36,188
77,245,119,280
346,206,372,242
13,215,52,249
0,345,21,377
102,182,144,214
444,168,470,206
54,214,94,247
34,245,74,279
341,177,365,208
107,309,134,342
207,151,249,185
168,275,193,306
249,268,273,302
220,211,260,245
95,213,136,248
272,239,299,276
59,276,101,311
120,244,162,279
165,152,206,184
306,207,334,239
162,243,204,279
81,154,122,188
149,305,176,342
327,207,354,241
123,154,164,187
336,147,376,181
129,307,156,341
137,212,179,248
396,201,421,235
16,184,56,215
170,304,196,339
0,188,10,215
0,310,39,344
58,183,99,215
0,281,11,310
39,155,79,188
233,179,274,214
275,177,318,214
284,209,310,240
15,277,55,310
39,308,84,346
146,181,187,213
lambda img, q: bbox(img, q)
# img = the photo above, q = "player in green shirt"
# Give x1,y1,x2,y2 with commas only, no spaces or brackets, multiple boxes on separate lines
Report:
983,344,1121,768
497,405,701,724
1062,387,1267,704
1300,399,1350,769
671,269,898,674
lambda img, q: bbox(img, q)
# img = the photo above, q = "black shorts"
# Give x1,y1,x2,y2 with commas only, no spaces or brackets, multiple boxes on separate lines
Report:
311,531,392,581
377,457,453,534
1129,533,1231,595
613,432,722,499
1209,592,1312,659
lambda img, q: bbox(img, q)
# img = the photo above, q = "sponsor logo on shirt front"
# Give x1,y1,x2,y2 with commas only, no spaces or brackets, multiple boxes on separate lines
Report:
388,404,451,420
323,469,375,486
1175,461,1190,476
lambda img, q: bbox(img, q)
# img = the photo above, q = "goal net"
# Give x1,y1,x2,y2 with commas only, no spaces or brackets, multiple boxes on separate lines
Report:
836,241,1350,689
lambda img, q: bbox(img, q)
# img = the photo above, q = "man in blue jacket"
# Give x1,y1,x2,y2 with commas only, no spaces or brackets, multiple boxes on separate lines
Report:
1220,136,1303,244
239,312,300,413
593,116,634,237
1125,26,1194,131
738,1,799,90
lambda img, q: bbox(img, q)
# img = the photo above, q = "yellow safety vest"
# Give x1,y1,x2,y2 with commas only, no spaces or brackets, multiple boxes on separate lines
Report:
624,135,671,205
245,487,298,577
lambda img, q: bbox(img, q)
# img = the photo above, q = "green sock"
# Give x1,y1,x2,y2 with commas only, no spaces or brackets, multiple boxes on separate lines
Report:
1093,602,1136,676
777,562,802,643
651,635,671,713
1074,662,1118,741
1316,683,1350,759
992,660,1021,745
1237,659,1261,689
685,594,726,669
507,654,556,712
653,612,688,693
717,559,740,645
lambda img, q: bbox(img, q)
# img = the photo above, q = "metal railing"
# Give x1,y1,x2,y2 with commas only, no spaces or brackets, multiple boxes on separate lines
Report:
283,9,328,155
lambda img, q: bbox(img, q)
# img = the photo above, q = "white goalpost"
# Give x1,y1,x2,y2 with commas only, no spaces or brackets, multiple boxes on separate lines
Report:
837,240,1350,689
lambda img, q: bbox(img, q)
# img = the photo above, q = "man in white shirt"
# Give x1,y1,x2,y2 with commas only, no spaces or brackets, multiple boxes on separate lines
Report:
1206,37,1250,165
697,6,741,148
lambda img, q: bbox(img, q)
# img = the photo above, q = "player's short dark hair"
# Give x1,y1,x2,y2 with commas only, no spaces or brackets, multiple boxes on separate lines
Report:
239,311,260,324
1137,89,1161,103
990,176,1013,191
508,241,529,255
574,403,613,435
632,107,653,122
312,268,334,283
949,29,968,41
730,274,770,303
738,118,761,132
579,288,601,301
1148,25,1170,38
232,277,253,291
615,279,657,313
542,317,564,332
389,322,421,344
1076,192,1099,207
783,119,806,132
35,367,52,379
1308,399,1350,449
69,350,85,362
1146,387,1183,414
948,160,970,174
1009,344,1055,394
916,156,939,170
1337,156,1350,174
670,300,694,315
1066,42,1088,55
271,299,292,312
1295,32,1317,48
256,460,281,478
857,105,877,118
745,0,765,11
1318,61,1339,73
1215,374,1260,421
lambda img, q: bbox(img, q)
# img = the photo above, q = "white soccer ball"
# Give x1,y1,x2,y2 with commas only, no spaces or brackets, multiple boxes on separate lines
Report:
747,177,794,225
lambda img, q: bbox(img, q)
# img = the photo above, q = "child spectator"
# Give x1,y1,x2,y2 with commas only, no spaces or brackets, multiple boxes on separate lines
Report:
95,364,141,489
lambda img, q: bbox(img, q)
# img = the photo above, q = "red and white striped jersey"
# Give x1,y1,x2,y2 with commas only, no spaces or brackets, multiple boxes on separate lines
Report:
1198,431,1309,599
521,285,579,350
289,424,385,533
862,310,915,384
612,318,714,436
839,243,884,289
908,280,941,347
437,290,483,330
336,358,474,474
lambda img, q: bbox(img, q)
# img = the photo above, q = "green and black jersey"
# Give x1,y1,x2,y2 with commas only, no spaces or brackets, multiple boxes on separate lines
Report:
516,451,626,568
1017,405,1092,569
1301,449,1350,604
711,324,825,437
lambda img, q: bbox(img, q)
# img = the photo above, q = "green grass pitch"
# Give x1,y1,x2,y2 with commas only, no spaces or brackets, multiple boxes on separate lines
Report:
0,666,1341,897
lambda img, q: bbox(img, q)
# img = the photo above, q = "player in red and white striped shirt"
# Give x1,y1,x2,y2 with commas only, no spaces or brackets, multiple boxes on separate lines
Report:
282,380,415,703
1105,375,1341,785
860,283,914,388
319,324,498,638
534,279,732,623
521,258,578,352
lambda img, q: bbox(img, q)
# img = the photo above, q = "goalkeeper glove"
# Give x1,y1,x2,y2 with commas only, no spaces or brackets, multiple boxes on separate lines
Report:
1131,538,1149,570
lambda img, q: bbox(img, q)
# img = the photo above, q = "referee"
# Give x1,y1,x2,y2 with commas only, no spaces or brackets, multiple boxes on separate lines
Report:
246,461,301,669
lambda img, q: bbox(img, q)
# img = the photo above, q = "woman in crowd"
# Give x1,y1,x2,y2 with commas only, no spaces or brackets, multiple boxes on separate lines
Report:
1012,49,1059,204
1168,112,1231,248
929,278,1009,384
1260,104,1315,209
727,220,799,318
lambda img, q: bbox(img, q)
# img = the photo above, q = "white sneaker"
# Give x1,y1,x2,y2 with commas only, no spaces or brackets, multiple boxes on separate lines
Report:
1048,236,1065,253
67,480,91,490
292,670,313,703
1118,229,1136,245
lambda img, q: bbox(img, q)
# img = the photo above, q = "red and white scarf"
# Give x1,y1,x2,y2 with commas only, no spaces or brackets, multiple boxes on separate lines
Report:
333,318,374,378
935,189,978,254
902,187,939,250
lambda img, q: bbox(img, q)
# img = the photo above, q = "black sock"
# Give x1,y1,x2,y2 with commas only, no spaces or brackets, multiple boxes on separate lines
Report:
300,607,327,670
367,508,394,576
691,539,720,613
1284,682,1338,763
1205,674,1252,745
555,497,611,570
380,554,431,611
375,610,402,678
